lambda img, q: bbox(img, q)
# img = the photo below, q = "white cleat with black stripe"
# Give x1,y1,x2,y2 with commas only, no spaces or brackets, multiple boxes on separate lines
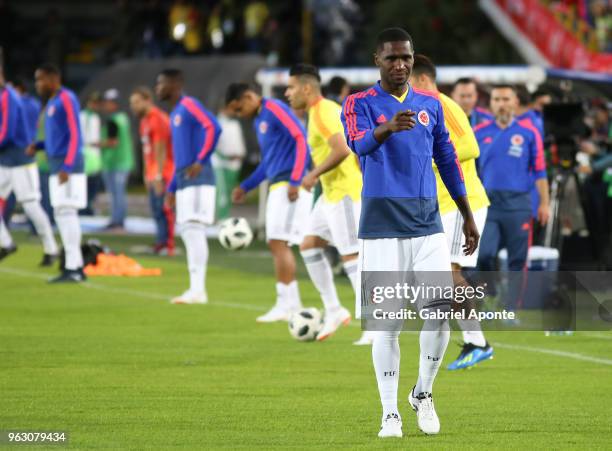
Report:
409,387,440,435
378,413,403,438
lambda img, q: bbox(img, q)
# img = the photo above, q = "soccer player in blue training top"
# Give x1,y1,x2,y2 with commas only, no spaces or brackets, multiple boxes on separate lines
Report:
156,69,222,305
30,64,86,283
475,85,549,299
0,68,58,265
341,28,479,438
226,83,312,323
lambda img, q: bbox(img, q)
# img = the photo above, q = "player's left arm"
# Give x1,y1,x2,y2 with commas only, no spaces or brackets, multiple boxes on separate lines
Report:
151,117,169,194
183,98,222,178
441,103,480,163
433,103,479,255
266,102,308,201
58,92,80,180
0,89,17,148
529,128,550,225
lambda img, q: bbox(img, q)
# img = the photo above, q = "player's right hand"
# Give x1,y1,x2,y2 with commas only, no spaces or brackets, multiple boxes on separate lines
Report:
387,110,416,133
232,186,246,204
301,172,318,192
164,192,176,209
58,171,69,185
25,144,37,156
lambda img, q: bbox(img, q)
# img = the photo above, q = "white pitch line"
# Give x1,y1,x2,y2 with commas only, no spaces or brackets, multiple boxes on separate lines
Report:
0,266,268,312
2,266,612,366
491,342,612,366
581,332,612,341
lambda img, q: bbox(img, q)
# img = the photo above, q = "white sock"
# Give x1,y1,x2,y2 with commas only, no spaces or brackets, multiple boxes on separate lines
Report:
300,248,341,311
372,330,401,418
23,200,58,255
54,207,83,270
0,217,14,248
287,280,302,310
415,318,450,395
276,282,290,307
458,318,487,347
180,222,208,295
343,258,359,293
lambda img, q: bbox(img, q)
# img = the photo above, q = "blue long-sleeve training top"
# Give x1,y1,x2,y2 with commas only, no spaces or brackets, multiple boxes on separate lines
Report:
240,98,310,192
475,118,546,211
0,85,33,167
341,83,466,239
39,87,84,174
20,94,42,143
167,95,222,193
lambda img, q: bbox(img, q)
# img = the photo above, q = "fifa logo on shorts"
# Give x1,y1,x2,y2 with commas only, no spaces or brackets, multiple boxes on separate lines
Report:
427,355,440,361
383,371,396,377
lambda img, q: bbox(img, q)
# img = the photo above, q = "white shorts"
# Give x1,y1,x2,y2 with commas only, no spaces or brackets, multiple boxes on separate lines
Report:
265,184,313,245
306,195,360,255
0,163,41,203
50,173,87,209
356,233,452,318
176,184,215,225
441,207,488,268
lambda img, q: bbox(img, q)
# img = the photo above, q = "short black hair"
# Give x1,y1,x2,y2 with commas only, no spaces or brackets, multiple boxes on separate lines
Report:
532,87,551,101
515,85,531,106
491,83,517,93
451,77,476,91
158,68,183,83
36,63,60,77
326,76,348,97
225,83,252,104
289,63,321,83
411,54,436,80
11,77,27,90
376,27,414,50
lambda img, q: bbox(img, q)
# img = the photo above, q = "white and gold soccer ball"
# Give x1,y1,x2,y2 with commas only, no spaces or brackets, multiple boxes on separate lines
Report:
288,308,323,342
218,217,253,250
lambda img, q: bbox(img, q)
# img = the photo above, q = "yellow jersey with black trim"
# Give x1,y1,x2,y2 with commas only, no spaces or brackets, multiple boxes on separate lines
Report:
434,93,489,214
308,97,362,203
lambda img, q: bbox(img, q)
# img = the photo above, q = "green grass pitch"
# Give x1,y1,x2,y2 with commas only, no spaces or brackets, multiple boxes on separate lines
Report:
1,232,611,450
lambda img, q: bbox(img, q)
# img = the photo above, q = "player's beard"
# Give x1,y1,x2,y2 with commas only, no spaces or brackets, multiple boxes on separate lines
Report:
496,111,512,126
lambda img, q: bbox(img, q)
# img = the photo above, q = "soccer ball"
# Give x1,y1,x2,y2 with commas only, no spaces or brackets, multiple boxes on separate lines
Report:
218,217,253,250
288,308,323,342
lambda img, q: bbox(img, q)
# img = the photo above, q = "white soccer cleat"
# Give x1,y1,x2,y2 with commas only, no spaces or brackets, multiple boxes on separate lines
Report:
409,387,440,435
317,307,351,341
353,330,376,346
378,413,403,438
170,291,208,305
256,304,293,323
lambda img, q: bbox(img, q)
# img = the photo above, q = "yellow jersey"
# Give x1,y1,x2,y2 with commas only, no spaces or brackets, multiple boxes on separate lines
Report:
308,97,362,203
434,93,489,214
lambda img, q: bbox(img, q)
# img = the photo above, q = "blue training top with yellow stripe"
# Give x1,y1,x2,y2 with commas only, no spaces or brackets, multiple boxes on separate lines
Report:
341,82,466,239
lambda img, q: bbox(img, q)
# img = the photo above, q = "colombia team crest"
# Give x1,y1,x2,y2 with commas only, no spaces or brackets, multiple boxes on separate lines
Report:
511,134,524,146
259,121,268,134
417,110,429,127
173,114,182,126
